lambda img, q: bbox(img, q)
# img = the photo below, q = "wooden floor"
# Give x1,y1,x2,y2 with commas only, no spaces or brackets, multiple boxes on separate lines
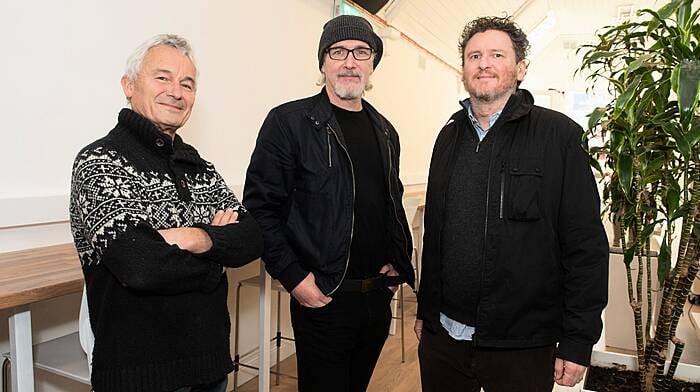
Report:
237,289,422,392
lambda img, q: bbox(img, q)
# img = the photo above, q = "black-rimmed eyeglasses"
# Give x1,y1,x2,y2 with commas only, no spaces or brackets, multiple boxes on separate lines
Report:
326,46,373,61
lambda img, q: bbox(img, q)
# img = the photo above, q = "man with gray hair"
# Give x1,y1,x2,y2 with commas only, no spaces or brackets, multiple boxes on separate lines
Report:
70,34,262,391
244,14,414,392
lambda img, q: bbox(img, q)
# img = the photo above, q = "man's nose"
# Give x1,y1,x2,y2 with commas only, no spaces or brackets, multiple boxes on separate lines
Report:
342,53,359,68
478,56,491,69
166,82,183,98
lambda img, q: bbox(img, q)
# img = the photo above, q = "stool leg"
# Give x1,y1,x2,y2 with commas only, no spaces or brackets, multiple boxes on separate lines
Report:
400,284,405,363
275,291,282,386
233,282,242,392
2,357,10,392
415,220,423,288
413,247,420,294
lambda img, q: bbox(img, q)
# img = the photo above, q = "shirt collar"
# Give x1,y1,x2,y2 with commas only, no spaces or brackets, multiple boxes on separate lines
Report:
459,98,502,132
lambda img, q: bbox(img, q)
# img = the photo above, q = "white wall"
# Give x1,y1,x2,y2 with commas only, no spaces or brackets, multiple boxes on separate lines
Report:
0,1,461,390
0,0,462,245
367,38,463,184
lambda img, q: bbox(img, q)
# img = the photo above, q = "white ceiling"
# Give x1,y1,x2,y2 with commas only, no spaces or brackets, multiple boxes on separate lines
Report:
372,0,663,70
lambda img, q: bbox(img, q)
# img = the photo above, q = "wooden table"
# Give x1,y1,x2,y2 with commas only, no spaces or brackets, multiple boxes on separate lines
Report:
0,244,83,392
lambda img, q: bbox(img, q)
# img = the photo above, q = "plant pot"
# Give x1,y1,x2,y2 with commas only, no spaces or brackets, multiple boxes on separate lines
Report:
582,350,700,391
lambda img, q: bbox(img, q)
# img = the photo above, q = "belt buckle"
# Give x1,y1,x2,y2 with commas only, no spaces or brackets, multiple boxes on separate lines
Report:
361,279,371,293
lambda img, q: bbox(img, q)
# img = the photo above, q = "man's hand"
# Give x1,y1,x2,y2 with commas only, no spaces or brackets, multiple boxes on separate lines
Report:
158,208,239,253
379,263,399,293
414,319,423,340
554,358,587,387
291,272,332,308
211,208,239,226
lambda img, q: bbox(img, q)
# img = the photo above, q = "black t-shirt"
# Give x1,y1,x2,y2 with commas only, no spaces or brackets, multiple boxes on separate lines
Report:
332,104,390,279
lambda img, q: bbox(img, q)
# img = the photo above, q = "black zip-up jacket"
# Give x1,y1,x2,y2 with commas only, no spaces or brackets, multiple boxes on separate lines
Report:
417,90,609,366
244,89,415,295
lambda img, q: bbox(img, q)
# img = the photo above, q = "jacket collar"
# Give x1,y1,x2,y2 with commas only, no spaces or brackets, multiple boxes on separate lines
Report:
306,87,387,133
457,88,534,126
307,88,335,131
306,87,393,182
502,88,534,121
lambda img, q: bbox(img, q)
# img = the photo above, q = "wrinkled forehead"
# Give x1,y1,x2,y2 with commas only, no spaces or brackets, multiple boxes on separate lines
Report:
143,45,198,80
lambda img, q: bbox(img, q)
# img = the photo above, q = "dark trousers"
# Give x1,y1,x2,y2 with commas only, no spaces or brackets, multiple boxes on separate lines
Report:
419,326,555,392
170,377,227,392
290,288,394,392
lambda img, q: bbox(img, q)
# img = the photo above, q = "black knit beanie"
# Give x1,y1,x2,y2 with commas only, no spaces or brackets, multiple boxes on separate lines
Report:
317,15,383,70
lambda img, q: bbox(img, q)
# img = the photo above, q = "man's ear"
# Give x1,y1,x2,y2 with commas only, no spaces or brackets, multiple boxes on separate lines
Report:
121,74,133,101
517,59,529,82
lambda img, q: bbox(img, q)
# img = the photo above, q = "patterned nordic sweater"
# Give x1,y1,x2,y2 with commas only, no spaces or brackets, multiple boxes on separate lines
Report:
69,109,262,392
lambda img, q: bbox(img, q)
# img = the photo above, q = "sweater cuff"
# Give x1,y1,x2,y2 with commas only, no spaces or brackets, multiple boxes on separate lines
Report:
555,337,594,367
194,223,230,261
276,262,308,293
193,217,263,267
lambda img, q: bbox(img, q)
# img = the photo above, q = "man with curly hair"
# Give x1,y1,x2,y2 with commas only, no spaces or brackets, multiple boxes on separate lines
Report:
415,16,608,391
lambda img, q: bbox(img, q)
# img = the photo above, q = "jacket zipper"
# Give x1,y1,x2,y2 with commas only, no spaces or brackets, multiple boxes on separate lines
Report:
326,124,354,295
386,130,412,276
499,162,505,219
473,134,496,346
326,129,333,167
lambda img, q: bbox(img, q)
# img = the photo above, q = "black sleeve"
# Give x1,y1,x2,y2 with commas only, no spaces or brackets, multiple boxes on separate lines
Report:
243,110,309,292
71,161,221,294
101,224,225,294
194,211,264,268
554,129,610,366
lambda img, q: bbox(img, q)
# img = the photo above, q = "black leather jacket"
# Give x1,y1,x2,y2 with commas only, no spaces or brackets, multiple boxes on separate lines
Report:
244,89,415,295
417,90,608,366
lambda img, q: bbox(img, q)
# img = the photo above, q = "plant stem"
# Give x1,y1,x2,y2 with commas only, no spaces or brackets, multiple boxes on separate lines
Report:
633,160,648,388
645,240,653,343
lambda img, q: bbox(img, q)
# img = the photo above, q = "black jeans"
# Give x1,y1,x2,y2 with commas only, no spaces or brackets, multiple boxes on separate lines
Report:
419,326,555,392
290,288,394,392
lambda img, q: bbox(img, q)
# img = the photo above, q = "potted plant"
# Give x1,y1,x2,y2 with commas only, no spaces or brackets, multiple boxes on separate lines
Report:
578,0,700,390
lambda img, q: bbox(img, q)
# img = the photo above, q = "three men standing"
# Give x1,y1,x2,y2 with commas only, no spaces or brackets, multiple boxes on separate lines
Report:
244,15,415,392
70,12,608,392
416,16,609,391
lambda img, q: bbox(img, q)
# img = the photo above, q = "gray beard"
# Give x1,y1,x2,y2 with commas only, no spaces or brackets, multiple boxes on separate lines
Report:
333,85,363,100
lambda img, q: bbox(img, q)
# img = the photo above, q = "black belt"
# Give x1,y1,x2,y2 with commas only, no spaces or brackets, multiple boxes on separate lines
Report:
337,274,404,293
